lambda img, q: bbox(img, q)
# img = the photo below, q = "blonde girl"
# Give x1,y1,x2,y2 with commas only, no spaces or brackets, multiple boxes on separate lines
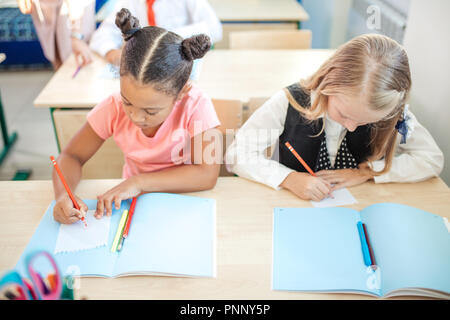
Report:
226,34,443,201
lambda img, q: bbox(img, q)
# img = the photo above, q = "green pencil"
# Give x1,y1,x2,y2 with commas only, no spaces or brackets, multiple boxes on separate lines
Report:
111,209,129,253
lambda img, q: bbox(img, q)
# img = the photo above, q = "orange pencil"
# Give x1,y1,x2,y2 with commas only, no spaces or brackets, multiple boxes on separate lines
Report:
50,156,87,227
284,142,334,199
285,142,317,177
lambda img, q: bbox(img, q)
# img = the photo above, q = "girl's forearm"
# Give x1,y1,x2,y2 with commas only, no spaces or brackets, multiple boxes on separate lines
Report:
52,153,83,200
135,163,220,194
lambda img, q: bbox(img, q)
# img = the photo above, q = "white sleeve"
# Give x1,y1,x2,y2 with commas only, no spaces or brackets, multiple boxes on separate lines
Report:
89,0,126,57
225,90,295,190
370,110,444,183
178,0,223,43
66,0,88,22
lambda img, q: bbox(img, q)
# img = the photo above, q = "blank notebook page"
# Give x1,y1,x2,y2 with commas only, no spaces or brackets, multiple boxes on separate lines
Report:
54,210,111,254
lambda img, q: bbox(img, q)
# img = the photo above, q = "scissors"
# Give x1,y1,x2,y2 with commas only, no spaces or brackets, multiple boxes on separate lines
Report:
0,251,63,300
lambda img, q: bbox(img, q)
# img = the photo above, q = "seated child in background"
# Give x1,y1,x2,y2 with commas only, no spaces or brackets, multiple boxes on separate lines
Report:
225,34,443,202
90,0,223,65
52,8,221,224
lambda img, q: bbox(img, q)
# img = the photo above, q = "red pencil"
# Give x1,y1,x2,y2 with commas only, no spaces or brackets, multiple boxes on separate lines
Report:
50,156,87,227
123,197,137,238
284,141,334,199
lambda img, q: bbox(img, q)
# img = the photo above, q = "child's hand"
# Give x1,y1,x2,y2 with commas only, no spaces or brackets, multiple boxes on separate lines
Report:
72,38,93,67
95,176,141,218
316,164,373,190
53,194,88,224
280,172,332,201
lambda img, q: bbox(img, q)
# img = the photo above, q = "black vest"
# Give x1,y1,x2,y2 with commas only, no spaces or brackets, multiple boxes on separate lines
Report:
278,83,372,172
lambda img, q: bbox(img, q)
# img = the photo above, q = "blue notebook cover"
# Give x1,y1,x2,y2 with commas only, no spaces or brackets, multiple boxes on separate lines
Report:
16,193,216,278
272,203,450,298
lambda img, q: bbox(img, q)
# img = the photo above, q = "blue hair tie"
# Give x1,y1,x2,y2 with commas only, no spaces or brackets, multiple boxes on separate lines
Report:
124,28,140,40
395,104,411,144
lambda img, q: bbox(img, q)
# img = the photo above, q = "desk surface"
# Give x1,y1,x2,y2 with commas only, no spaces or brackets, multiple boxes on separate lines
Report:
209,0,309,22
34,49,334,108
197,49,334,101
1,177,449,299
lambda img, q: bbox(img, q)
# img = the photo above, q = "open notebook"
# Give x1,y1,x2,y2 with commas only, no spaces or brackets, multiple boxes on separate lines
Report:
272,203,450,298
16,193,216,278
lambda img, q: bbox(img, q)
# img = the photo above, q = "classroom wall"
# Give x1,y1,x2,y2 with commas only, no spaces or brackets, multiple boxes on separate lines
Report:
300,0,334,48
402,0,450,185
329,0,352,48
300,0,352,49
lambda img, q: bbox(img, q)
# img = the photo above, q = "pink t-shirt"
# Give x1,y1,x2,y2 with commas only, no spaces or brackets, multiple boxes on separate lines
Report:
87,84,221,178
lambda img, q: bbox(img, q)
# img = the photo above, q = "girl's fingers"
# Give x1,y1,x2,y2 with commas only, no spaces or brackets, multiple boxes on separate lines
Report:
311,187,326,202
309,190,322,202
317,181,332,196
114,196,122,210
75,53,82,67
323,175,344,185
316,173,332,181
331,182,346,191
76,199,88,215
104,197,113,216
96,196,105,218
69,208,83,219
318,177,332,189
315,170,328,176
67,215,81,224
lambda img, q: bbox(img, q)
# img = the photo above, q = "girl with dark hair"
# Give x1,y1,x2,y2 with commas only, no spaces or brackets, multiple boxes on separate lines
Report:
52,9,221,224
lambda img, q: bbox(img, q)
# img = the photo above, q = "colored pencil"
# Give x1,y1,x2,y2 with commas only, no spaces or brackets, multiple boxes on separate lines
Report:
50,156,87,227
118,197,138,251
362,223,377,270
285,142,316,176
123,197,137,238
284,141,334,198
357,222,372,267
72,65,81,79
111,209,129,253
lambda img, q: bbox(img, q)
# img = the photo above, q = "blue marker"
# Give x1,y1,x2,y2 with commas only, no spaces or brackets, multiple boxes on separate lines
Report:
357,221,372,266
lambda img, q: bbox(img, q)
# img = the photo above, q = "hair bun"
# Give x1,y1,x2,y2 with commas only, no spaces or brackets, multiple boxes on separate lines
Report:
181,34,211,61
115,8,141,41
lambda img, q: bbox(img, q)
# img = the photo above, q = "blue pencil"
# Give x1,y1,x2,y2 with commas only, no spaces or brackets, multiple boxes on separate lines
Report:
357,221,372,267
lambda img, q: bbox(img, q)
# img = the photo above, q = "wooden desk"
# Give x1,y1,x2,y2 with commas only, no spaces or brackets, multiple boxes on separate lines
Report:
35,50,334,108
209,0,310,48
33,50,334,179
34,54,118,109
197,49,334,101
0,177,449,299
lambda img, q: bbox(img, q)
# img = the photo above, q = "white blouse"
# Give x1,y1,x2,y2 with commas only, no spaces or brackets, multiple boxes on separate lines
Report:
89,0,223,57
225,90,444,190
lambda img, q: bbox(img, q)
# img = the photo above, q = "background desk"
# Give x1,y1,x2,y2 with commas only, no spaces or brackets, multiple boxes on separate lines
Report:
34,50,334,179
34,50,334,108
0,177,449,299
209,0,310,48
